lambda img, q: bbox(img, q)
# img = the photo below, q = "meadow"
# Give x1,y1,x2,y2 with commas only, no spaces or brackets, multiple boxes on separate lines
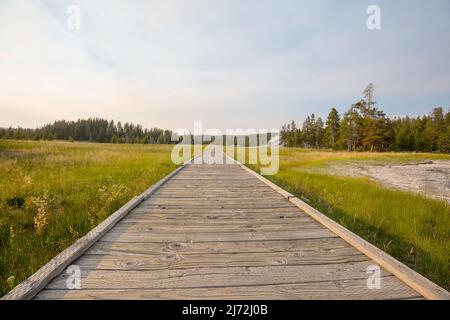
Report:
0,140,177,295
1,141,449,296
237,148,450,289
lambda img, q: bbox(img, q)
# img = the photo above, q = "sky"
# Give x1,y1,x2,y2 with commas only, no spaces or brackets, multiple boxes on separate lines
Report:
0,0,449,131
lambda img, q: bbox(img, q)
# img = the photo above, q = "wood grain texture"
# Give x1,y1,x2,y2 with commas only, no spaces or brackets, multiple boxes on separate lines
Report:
88,237,359,255
111,220,324,233
35,276,421,300
44,261,387,290
73,250,368,271
100,229,337,243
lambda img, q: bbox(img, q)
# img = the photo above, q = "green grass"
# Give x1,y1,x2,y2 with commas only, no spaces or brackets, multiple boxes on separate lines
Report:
1,142,449,295
231,147,450,290
0,140,178,295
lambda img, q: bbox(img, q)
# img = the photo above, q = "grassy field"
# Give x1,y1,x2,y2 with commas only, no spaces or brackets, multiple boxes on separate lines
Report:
1,142,449,296
234,148,450,290
0,140,177,295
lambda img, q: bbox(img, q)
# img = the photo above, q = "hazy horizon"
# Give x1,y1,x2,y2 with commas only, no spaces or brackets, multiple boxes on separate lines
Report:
1,0,450,131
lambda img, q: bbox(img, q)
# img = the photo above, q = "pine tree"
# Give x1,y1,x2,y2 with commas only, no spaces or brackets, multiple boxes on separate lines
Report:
302,114,317,148
361,107,390,151
315,117,324,148
393,117,412,151
356,84,390,151
436,108,450,152
338,104,363,151
363,83,376,109
422,107,445,152
47,133,56,141
323,108,340,149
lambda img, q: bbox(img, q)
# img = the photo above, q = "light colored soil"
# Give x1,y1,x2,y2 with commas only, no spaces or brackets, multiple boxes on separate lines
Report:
326,160,450,203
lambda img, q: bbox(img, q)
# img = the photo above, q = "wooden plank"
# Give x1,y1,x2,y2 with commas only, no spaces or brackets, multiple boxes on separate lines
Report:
124,213,311,224
138,203,295,209
152,194,279,199
158,185,270,190
158,187,272,191
141,198,291,203
162,181,268,186
100,229,337,243
35,276,421,300
88,237,359,256
121,216,315,224
161,184,271,188
129,207,304,215
224,153,450,300
143,193,288,199
128,214,305,222
128,211,306,221
151,193,284,199
111,221,324,233
1,161,192,300
158,189,272,192
72,250,368,271
44,261,387,290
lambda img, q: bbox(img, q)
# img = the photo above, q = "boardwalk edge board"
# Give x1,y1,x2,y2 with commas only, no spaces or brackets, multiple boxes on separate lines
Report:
1,157,197,300
223,153,450,300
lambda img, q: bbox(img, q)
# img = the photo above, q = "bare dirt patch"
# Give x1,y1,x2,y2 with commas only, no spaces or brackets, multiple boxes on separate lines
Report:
326,160,450,203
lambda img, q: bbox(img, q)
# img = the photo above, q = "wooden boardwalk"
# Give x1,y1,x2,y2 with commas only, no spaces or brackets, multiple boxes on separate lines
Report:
4,157,449,299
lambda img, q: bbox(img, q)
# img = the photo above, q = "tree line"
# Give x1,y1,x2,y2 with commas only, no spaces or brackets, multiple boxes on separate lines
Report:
0,118,174,144
281,84,450,153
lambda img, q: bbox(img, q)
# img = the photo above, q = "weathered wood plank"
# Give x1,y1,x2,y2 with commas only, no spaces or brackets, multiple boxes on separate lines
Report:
161,185,272,189
138,203,295,209
121,216,315,225
35,276,421,300
112,221,323,233
143,199,291,204
73,250,368,271
44,261,387,290
144,198,288,204
161,182,269,187
150,194,285,200
101,229,337,243
125,216,307,225
89,237,358,256
154,189,277,194
130,207,303,215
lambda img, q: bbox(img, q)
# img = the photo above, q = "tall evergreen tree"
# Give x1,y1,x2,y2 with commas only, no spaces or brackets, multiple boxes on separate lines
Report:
323,108,340,149
315,117,324,148
338,104,363,151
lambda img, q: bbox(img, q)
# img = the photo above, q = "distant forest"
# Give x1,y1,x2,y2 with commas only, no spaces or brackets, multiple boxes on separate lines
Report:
281,84,450,153
0,118,275,146
1,84,449,152
0,118,173,144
